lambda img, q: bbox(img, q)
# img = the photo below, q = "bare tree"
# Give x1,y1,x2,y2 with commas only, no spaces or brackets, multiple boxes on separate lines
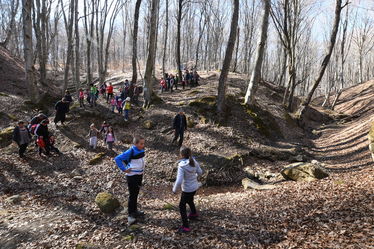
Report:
143,0,159,108
22,0,38,101
175,0,184,82
216,0,239,116
131,0,142,84
161,0,169,77
83,0,95,85
0,0,19,48
297,0,348,119
244,0,270,106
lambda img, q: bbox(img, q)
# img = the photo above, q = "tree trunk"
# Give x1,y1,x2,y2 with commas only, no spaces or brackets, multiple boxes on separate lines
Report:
176,0,183,82
22,0,39,101
143,0,159,108
74,0,80,90
131,0,142,84
1,0,19,48
232,27,240,72
297,0,346,118
216,0,239,115
162,0,169,77
244,0,270,107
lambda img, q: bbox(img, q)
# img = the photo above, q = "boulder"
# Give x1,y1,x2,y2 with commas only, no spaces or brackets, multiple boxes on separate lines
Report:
241,178,276,190
143,120,155,130
95,192,120,214
5,195,22,204
187,116,195,128
281,162,329,182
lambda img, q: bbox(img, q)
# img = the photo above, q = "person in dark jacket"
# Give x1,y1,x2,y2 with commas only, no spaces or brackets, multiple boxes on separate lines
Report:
54,98,69,125
13,121,32,158
172,110,188,147
35,119,51,156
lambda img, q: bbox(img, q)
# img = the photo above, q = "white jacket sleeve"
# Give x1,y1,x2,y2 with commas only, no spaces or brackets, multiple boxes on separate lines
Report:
173,166,184,193
195,159,203,176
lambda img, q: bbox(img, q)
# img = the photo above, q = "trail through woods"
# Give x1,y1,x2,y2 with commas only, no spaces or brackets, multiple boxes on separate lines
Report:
0,75,373,248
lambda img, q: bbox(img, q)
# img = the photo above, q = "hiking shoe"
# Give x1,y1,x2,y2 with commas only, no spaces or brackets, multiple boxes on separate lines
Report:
127,216,136,226
188,213,199,220
134,210,145,218
177,226,191,233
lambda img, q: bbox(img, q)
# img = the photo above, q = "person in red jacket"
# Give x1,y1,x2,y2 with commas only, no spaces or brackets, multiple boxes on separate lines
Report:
106,83,114,103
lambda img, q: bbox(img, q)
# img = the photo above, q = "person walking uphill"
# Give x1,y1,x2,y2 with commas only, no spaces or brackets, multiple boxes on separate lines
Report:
173,146,203,233
54,98,69,126
114,136,146,225
172,110,188,147
12,121,32,158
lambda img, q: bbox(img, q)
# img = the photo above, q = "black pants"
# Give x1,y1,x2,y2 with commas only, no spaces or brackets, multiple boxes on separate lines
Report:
107,93,113,103
19,143,28,157
127,174,143,216
79,98,85,107
54,112,66,124
179,191,197,228
173,130,185,146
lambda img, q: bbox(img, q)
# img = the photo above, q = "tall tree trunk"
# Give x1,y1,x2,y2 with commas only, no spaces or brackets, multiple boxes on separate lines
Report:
232,27,240,72
22,0,39,101
244,0,270,106
74,0,80,90
176,0,183,82
1,0,20,48
216,0,239,116
297,0,346,119
162,0,169,77
131,0,142,84
143,0,159,108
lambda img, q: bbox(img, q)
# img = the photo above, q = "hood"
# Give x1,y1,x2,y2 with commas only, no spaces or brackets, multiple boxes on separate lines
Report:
178,159,196,173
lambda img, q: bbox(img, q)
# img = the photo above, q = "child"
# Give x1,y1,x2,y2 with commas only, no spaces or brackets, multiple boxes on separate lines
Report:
78,88,85,108
88,123,99,149
114,136,146,225
99,121,110,135
173,146,203,233
160,78,166,93
123,97,131,121
110,96,116,113
105,126,115,150
117,98,123,114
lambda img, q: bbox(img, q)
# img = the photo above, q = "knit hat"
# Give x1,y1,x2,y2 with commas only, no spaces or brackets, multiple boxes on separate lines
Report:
125,97,131,101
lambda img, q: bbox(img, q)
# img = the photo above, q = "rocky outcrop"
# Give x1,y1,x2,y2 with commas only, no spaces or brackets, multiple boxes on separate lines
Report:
143,120,155,130
281,161,329,182
241,178,276,190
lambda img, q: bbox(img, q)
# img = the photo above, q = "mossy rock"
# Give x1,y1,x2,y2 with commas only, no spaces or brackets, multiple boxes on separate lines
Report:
199,116,208,124
95,192,120,214
143,120,155,130
187,116,195,128
123,235,135,241
129,224,141,231
0,127,14,148
189,96,217,115
89,152,106,165
281,162,329,182
163,202,175,210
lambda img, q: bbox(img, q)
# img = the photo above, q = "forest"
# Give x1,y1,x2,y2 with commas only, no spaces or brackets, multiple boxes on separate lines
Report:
0,0,373,248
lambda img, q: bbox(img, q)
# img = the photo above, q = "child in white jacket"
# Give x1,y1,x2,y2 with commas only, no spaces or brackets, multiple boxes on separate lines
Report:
173,146,203,233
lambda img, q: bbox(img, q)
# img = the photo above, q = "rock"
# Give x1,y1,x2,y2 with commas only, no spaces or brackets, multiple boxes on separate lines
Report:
163,203,175,210
293,154,305,162
199,116,208,124
72,141,83,149
6,195,22,204
95,192,120,214
187,116,195,128
106,180,114,189
129,224,141,231
89,152,106,165
73,176,83,180
143,120,155,130
281,162,329,182
0,126,14,148
241,178,276,190
71,169,84,177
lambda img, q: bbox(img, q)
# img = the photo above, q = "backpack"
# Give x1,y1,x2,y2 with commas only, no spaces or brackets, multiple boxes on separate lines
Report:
30,124,39,135
37,137,46,148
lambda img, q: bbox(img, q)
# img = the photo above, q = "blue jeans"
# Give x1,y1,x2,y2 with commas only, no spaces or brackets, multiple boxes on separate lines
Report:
124,110,129,120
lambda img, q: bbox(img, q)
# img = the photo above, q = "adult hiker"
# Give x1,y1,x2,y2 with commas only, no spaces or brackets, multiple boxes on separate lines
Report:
114,135,146,225
12,120,32,158
54,98,69,126
30,113,47,126
63,90,73,104
172,109,188,147
106,83,114,103
173,146,203,233
35,119,51,156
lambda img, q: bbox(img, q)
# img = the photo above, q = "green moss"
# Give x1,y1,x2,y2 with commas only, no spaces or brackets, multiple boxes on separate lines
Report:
163,202,175,210
244,106,270,137
89,152,106,165
189,96,217,115
94,192,120,213
0,127,14,147
123,235,135,241
129,224,141,231
0,92,9,97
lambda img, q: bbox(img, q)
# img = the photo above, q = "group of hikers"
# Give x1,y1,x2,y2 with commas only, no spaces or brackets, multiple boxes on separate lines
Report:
11,76,199,233
160,70,200,93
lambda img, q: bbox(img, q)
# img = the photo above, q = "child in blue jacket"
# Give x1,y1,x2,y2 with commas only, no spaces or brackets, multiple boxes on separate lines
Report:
114,135,146,225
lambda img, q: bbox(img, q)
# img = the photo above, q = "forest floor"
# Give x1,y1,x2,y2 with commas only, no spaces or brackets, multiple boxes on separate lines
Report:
0,71,373,248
